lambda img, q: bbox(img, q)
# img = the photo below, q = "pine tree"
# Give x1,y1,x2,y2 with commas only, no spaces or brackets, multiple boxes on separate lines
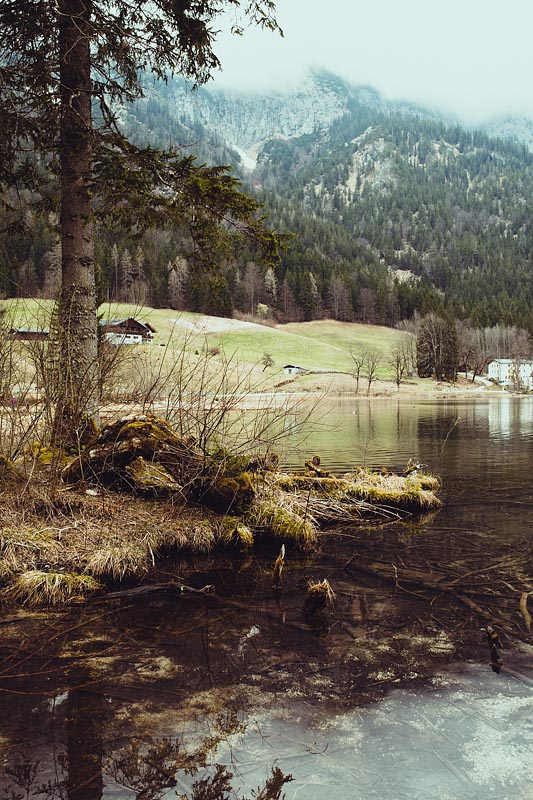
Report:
264,266,278,307
0,0,282,444
167,256,189,310
110,243,120,301
119,249,133,304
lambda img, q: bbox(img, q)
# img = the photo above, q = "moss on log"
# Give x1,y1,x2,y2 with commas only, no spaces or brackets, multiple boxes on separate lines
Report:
274,468,441,513
125,457,183,496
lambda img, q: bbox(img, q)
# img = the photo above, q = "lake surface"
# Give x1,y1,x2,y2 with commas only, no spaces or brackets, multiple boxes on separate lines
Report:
1,396,532,799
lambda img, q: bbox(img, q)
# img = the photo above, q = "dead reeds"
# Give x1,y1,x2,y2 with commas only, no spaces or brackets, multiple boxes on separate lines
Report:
7,570,101,606
273,466,442,515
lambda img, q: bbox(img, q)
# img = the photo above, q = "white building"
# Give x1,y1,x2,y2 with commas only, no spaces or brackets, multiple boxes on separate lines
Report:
283,364,308,375
487,359,533,390
103,332,143,345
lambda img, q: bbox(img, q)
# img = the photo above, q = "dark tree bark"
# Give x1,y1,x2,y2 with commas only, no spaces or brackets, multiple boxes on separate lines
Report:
1,1,282,448
56,0,99,444
67,684,104,800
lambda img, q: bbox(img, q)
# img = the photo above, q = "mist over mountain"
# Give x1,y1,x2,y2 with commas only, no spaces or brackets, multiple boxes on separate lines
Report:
128,70,460,167
5,69,533,330
115,70,533,328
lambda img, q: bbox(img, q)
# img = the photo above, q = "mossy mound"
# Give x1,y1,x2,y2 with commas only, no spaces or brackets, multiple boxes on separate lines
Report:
62,414,206,491
247,495,317,548
343,468,442,511
61,414,260,519
198,472,255,514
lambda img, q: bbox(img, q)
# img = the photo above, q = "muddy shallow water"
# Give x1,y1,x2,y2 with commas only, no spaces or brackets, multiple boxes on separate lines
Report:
1,397,532,799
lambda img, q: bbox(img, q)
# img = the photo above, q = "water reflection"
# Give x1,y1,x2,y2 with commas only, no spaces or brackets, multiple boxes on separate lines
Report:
1,398,532,798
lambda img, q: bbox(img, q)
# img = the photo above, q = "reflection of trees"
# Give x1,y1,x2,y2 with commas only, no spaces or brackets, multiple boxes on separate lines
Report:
66,683,104,800
0,591,293,800
2,726,292,799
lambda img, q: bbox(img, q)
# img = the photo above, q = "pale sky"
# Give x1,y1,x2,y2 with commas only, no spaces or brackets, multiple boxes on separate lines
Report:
213,0,533,124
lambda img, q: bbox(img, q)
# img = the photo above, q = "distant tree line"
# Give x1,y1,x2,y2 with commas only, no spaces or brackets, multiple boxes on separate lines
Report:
4,77,533,335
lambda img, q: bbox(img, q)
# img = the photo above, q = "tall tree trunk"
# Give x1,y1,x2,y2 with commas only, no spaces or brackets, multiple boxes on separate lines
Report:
56,0,99,446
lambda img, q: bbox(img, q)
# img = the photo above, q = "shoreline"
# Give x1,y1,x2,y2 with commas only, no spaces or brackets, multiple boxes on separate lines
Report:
99,378,512,417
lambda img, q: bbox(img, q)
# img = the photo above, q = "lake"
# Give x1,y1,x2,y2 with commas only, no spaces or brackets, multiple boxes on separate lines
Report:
1,396,532,799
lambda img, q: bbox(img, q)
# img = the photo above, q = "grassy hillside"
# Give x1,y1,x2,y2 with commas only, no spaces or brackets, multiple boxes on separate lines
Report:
1,299,406,387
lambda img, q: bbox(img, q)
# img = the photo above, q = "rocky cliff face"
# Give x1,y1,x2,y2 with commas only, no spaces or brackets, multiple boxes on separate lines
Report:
139,70,449,168
148,72,352,160
134,70,533,168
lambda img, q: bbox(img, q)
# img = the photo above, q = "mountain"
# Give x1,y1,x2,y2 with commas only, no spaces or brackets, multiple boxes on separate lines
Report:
128,70,452,171
5,70,533,330
482,115,533,152
122,71,533,328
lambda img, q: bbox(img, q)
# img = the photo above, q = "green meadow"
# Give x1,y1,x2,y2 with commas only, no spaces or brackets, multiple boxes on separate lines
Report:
1,299,406,386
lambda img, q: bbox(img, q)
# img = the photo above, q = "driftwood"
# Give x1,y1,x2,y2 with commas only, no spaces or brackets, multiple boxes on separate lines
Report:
107,583,215,599
519,592,532,633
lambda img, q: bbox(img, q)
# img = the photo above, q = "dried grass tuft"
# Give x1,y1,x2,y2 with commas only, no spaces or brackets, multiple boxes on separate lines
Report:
217,516,254,547
0,527,60,578
6,570,101,606
187,521,217,553
248,491,317,547
307,578,336,605
85,541,149,580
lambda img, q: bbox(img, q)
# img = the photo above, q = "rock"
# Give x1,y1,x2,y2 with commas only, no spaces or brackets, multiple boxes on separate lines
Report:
125,457,183,496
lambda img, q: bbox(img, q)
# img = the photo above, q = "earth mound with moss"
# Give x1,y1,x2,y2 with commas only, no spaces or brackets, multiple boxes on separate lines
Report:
0,415,441,606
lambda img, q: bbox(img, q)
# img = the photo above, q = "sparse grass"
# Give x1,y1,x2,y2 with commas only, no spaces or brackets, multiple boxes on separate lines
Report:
0,299,406,389
85,540,149,580
6,570,101,606
0,527,60,578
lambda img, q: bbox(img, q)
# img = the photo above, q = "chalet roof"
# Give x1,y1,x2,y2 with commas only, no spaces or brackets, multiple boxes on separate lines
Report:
489,358,533,364
99,317,156,332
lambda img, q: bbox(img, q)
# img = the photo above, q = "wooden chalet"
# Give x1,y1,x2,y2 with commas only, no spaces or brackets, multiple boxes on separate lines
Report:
99,318,156,341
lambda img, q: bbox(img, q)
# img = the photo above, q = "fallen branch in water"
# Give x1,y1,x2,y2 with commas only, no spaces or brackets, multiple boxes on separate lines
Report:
344,551,533,637
519,591,532,633
106,583,215,599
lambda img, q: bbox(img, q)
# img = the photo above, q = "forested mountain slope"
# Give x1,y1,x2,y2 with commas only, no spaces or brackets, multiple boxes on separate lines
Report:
4,70,533,331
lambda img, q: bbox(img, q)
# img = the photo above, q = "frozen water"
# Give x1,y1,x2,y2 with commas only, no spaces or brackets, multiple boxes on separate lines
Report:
220,655,533,800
